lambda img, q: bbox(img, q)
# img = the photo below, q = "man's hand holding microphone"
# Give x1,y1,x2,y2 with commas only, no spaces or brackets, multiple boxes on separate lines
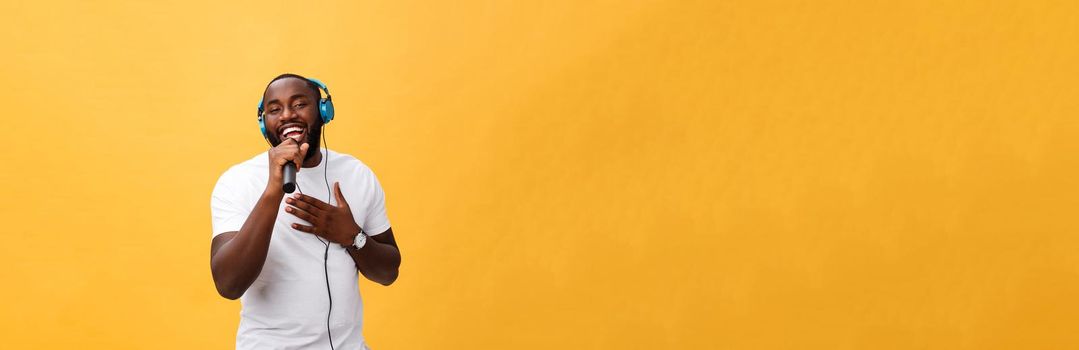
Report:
266,138,309,196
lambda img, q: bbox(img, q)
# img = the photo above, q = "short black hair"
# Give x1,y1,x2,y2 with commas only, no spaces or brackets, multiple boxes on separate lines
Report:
261,73,322,110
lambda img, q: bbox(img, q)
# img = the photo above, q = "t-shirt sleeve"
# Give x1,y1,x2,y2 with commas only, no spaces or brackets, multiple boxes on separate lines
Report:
210,172,250,238
362,169,391,236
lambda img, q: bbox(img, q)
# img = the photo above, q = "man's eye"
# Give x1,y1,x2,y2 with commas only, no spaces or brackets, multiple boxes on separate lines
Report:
294,103,307,109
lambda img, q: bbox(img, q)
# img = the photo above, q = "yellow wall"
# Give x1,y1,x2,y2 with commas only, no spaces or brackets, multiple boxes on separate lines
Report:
2,0,1077,348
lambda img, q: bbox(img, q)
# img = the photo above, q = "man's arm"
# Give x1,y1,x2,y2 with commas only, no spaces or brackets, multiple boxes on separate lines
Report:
210,140,308,300
210,188,284,299
346,227,401,286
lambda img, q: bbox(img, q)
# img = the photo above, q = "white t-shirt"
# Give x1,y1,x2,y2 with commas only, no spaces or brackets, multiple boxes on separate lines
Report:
210,149,390,350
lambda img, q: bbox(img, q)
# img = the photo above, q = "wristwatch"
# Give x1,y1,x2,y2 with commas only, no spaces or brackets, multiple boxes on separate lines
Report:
348,229,368,251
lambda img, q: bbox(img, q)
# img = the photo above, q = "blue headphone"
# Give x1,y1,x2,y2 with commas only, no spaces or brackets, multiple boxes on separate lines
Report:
257,77,335,141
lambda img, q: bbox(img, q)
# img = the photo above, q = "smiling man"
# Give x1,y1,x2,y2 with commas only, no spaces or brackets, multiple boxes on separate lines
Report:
210,73,401,349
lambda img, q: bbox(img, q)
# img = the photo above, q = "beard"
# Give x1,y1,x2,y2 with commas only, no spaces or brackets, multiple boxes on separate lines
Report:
269,121,322,161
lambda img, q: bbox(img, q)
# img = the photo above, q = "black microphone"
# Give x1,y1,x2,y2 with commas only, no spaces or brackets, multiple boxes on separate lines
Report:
283,163,297,193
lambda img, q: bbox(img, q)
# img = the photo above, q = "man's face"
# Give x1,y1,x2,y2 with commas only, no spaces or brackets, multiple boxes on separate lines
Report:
262,77,322,158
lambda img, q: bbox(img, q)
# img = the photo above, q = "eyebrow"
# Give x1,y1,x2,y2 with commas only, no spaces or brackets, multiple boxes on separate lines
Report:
264,93,313,107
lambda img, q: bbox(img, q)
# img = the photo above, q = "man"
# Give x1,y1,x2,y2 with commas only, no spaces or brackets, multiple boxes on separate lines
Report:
210,73,401,349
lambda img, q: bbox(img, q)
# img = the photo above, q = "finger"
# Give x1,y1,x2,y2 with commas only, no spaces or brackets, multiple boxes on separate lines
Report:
333,182,349,208
292,193,333,211
274,139,298,165
291,223,321,236
286,197,323,217
285,205,319,224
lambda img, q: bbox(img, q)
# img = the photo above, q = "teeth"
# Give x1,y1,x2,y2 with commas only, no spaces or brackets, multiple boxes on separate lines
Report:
282,126,304,137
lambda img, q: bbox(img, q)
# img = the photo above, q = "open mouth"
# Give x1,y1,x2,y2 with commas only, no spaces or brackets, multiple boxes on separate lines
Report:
279,124,306,143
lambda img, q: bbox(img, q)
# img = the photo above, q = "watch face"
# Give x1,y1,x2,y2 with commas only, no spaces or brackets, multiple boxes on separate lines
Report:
354,233,366,249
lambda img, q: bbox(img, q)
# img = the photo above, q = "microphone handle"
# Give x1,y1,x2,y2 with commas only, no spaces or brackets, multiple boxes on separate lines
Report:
282,163,297,193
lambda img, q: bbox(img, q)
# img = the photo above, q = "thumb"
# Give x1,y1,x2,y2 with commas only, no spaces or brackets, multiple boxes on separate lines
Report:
296,143,310,169
334,182,349,208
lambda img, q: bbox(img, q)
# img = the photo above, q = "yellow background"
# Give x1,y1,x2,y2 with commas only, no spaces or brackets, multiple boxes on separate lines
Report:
2,0,1077,348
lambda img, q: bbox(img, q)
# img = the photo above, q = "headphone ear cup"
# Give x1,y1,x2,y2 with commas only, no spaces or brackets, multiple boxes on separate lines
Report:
257,99,270,141
320,98,335,124
258,115,270,140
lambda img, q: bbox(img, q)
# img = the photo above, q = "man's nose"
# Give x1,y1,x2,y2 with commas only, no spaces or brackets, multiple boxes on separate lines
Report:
279,106,301,123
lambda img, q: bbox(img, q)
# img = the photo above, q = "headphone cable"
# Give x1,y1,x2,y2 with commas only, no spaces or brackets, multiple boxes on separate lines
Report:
322,125,335,350
291,126,336,350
